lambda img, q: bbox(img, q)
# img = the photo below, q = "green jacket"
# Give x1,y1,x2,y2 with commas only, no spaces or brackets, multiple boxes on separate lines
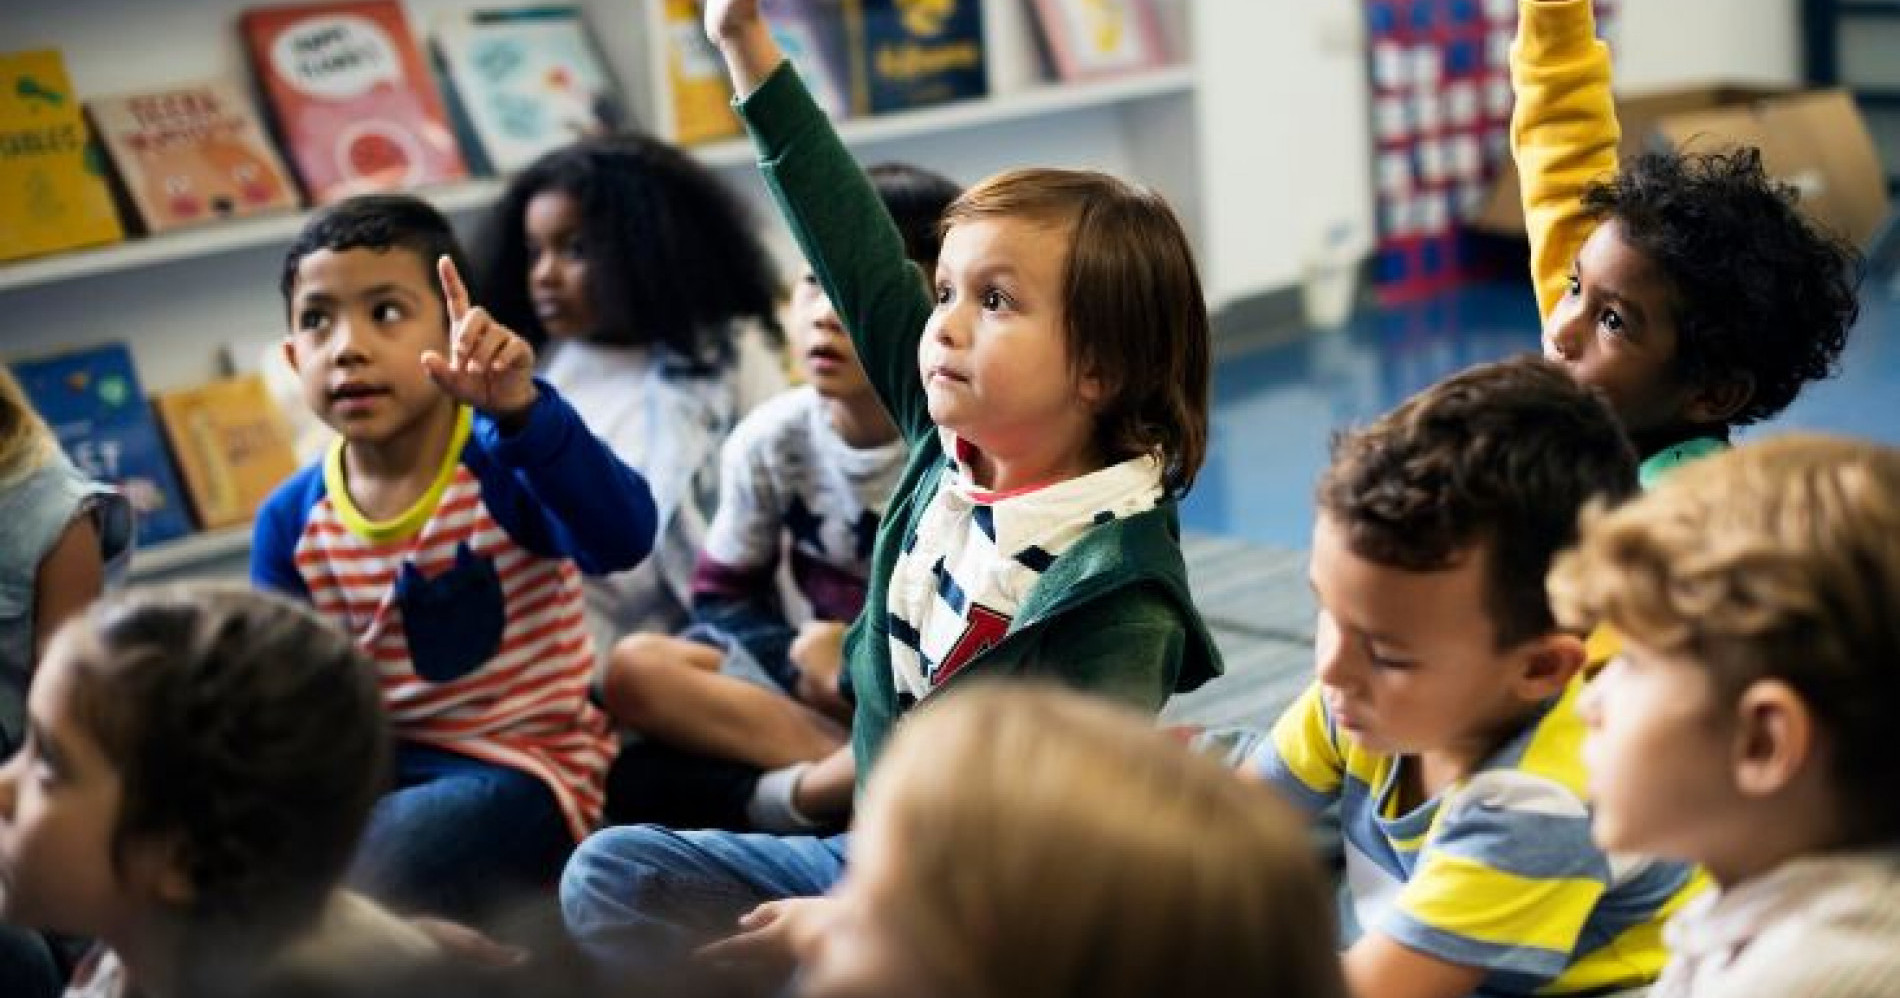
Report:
735,63,1223,785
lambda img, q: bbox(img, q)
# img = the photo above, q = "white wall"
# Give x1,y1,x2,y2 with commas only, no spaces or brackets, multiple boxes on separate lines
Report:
1190,0,1801,299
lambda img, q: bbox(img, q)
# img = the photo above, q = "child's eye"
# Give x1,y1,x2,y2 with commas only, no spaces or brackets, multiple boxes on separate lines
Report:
372,301,407,324
562,239,586,261
1364,638,1413,670
934,283,952,306
801,271,822,287
981,289,1009,311
297,310,331,333
1597,308,1626,337
1565,271,1581,297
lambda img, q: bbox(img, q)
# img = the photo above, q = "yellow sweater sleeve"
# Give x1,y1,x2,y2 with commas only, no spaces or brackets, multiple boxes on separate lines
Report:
1512,0,1620,321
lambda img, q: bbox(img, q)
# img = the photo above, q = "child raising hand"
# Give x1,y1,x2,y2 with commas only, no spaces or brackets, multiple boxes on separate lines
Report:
255,194,657,926
559,0,1223,986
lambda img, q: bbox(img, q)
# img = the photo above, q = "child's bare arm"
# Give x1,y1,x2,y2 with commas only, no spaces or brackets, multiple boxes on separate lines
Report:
1512,0,1620,320
1344,934,1488,998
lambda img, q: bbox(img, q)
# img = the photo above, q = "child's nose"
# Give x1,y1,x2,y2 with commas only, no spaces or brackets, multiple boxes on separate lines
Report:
1545,310,1587,363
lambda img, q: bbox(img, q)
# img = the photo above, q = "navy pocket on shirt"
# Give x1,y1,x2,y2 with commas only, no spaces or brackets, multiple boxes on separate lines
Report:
397,542,505,683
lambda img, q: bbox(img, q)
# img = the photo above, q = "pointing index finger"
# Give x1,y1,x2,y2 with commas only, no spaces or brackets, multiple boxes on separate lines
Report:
438,254,470,324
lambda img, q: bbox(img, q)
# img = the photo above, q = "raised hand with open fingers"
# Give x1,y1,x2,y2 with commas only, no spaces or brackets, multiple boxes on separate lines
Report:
422,254,539,422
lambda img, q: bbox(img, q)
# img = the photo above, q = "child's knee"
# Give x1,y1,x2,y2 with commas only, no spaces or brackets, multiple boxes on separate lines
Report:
603,635,690,725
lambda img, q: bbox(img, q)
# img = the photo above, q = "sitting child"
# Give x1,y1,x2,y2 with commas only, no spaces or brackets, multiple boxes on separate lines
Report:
0,587,435,998
722,681,1350,998
1513,0,1859,484
253,194,657,923
1245,355,1703,998
558,0,1223,986
475,133,788,648
600,162,961,834
1551,434,1900,998
0,366,131,758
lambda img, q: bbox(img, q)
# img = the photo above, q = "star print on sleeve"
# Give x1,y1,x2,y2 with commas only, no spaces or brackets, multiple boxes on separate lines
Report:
785,494,827,555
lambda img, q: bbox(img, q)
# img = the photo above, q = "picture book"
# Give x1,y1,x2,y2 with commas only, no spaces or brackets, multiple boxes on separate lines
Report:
649,0,741,145
1028,0,1170,82
764,0,854,119
153,374,301,530
85,78,301,234
7,343,193,546
240,0,468,204
847,0,986,115
431,6,622,176
0,49,125,263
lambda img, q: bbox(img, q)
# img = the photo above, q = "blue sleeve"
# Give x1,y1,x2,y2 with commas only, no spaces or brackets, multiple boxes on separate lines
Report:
733,63,937,446
250,464,322,601
469,378,658,575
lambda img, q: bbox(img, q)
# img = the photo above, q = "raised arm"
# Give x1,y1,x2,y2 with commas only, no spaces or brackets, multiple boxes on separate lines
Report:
706,0,937,443
1512,0,1620,320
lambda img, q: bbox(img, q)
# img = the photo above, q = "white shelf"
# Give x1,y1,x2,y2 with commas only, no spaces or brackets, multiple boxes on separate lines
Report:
127,524,254,582
0,179,509,295
0,67,1194,296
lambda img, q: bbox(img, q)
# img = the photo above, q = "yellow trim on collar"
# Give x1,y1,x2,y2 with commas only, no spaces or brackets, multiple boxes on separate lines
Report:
323,407,473,543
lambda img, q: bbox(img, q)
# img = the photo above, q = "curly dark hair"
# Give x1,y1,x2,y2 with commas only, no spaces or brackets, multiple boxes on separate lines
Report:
1582,148,1861,426
280,194,470,320
1318,355,1639,649
64,586,388,963
475,133,782,367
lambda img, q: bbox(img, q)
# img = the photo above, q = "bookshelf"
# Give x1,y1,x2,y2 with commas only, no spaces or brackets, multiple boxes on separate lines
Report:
0,66,1194,295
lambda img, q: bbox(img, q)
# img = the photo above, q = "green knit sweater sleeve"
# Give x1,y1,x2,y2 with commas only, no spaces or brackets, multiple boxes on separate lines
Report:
734,63,937,444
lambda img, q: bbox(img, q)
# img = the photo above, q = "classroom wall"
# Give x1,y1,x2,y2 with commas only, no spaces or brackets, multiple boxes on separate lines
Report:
1194,0,1802,303
2,0,1804,385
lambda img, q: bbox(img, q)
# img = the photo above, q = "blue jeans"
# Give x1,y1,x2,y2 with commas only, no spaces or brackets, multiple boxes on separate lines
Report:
349,742,571,922
560,825,849,985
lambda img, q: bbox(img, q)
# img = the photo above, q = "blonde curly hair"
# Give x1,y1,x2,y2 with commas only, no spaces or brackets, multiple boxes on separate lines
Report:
1549,433,1900,840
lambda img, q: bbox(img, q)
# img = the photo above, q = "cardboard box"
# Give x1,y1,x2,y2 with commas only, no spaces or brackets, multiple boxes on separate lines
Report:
1473,85,1892,248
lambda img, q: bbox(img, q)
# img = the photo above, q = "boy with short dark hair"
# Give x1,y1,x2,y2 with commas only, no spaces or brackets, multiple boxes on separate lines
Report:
1247,355,1703,998
254,193,657,923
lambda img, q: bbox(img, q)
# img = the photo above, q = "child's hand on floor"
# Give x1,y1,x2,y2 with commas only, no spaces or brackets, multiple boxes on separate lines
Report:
695,895,838,982
423,255,539,426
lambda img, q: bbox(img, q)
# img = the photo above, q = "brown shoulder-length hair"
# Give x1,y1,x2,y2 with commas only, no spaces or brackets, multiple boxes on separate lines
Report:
943,169,1210,497
860,681,1348,998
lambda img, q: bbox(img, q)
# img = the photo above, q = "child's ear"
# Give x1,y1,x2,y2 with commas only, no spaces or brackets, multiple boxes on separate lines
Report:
281,336,301,375
125,833,197,907
1731,678,1813,799
1515,632,1586,700
1685,371,1754,425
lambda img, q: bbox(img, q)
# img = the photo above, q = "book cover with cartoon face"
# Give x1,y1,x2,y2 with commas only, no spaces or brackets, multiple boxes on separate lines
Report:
87,79,302,233
241,0,467,204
